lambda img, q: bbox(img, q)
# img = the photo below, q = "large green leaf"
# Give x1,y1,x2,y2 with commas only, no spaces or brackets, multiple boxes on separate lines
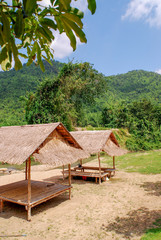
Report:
15,9,24,38
23,0,37,16
37,26,54,42
59,0,71,10
10,37,22,70
36,42,45,72
87,0,96,14
1,12,11,42
40,18,57,30
26,41,37,66
63,13,83,28
0,45,8,64
61,19,76,50
61,16,87,43
55,16,64,33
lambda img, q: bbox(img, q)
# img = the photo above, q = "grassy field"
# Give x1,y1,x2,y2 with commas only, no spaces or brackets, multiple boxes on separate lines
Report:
101,150,161,174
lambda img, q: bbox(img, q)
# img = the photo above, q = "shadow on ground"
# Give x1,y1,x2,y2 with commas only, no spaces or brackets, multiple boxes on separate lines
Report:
0,194,69,220
140,181,161,196
102,207,161,239
44,175,98,185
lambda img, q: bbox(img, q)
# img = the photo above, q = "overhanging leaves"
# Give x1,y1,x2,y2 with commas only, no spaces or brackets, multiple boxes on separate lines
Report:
0,0,96,71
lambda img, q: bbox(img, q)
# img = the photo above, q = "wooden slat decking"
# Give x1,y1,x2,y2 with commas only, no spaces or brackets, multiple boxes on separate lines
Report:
0,180,71,209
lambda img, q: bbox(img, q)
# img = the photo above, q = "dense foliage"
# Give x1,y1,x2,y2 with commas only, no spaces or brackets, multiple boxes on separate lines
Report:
25,62,107,130
0,63,161,151
102,99,161,151
0,0,96,71
0,60,63,126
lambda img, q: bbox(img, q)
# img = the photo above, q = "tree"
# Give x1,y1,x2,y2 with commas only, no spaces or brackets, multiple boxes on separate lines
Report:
0,0,96,71
25,62,107,129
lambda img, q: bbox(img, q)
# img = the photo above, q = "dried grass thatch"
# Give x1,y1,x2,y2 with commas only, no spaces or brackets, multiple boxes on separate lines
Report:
0,122,89,167
71,130,128,156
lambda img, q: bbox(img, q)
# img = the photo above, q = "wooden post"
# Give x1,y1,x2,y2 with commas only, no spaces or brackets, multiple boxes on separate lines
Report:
27,157,31,221
0,199,3,213
62,165,64,181
98,152,101,184
68,164,71,200
80,159,83,166
25,160,28,180
113,156,115,169
27,206,31,221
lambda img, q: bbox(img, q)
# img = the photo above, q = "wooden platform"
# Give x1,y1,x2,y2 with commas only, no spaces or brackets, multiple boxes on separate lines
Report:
63,169,109,184
0,180,71,218
73,166,115,178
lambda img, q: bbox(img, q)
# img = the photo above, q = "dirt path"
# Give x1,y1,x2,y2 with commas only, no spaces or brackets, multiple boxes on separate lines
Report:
0,162,161,240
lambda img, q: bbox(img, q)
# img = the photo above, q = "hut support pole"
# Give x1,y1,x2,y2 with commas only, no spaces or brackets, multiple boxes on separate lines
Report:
0,199,3,213
113,156,115,169
25,160,28,180
80,159,83,166
68,164,71,200
98,152,101,184
27,157,31,221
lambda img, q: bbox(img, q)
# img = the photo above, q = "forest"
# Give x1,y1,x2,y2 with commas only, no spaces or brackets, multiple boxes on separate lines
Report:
0,60,161,151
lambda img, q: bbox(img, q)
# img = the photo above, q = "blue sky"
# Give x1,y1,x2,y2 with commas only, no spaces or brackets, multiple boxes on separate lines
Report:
51,0,161,76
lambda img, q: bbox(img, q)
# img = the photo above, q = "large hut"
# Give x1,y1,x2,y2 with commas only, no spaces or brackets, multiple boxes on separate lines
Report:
66,130,128,184
0,122,89,220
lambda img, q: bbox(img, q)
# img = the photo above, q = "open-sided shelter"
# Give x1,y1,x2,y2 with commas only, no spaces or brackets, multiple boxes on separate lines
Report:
67,130,127,184
0,122,89,220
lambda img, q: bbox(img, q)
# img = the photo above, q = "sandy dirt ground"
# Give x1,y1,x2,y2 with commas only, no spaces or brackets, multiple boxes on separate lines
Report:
0,160,161,240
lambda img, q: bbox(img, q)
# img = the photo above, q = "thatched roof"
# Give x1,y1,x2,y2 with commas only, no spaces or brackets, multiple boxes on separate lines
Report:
70,130,128,156
0,122,89,167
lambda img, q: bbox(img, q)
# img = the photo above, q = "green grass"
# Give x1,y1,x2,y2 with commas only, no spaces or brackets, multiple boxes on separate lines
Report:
141,219,161,240
101,150,161,174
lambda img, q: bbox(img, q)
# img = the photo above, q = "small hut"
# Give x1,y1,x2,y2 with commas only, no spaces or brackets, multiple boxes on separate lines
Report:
0,122,89,220
66,130,127,184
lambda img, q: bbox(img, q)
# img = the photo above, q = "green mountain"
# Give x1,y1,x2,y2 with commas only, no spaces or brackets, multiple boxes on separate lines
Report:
0,60,63,126
0,66,161,127
106,70,161,103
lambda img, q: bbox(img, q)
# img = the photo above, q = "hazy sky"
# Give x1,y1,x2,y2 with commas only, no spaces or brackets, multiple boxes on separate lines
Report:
51,0,161,76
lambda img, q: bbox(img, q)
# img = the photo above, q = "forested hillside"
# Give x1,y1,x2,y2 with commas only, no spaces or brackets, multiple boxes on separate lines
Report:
0,60,63,126
107,70,161,103
1,64,161,150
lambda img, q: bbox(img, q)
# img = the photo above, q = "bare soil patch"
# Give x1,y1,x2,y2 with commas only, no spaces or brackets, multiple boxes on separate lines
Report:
0,161,161,240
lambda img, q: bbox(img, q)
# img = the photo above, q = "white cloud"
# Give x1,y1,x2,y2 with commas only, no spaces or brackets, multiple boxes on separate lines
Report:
51,33,73,59
155,68,161,74
51,32,82,59
122,0,161,27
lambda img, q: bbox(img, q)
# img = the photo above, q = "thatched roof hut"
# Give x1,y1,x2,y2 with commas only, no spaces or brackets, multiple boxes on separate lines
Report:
0,122,89,167
0,122,89,221
67,130,128,184
70,130,127,156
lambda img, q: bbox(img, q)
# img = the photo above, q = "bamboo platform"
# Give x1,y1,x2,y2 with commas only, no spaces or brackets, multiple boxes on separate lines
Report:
63,169,109,184
73,166,115,178
0,180,71,218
